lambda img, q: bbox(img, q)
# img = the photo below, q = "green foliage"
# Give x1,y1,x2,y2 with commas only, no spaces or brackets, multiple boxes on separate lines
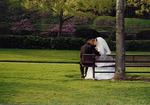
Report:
126,40,150,51
0,36,150,51
92,16,116,32
8,0,24,7
22,0,78,17
76,0,116,16
0,36,84,50
7,0,25,15
125,18,150,33
91,16,150,33
22,0,116,17
52,0,77,16
93,16,116,26
0,0,9,22
107,40,150,51
111,40,150,51
136,30,150,40
100,40,150,51
21,0,51,11
127,0,150,17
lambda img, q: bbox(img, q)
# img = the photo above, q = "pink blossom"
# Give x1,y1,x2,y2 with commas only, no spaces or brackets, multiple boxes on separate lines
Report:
11,19,35,33
49,23,76,33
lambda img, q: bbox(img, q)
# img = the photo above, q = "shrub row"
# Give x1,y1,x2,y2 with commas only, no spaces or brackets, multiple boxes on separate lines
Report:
0,36,85,50
110,40,150,51
125,40,150,51
75,28,150,40
0,36,150,51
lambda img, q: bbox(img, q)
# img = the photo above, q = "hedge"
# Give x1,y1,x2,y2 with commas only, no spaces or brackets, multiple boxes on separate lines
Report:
125,40,150,51
109,40,150,51
0,36,85,50
0,36,150,51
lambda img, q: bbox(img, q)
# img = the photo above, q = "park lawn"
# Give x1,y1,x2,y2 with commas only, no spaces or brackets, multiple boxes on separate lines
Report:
0,62,150,105
0,49,79,62
0,49,150,62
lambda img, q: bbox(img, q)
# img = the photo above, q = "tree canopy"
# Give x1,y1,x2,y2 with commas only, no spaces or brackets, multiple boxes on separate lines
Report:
127,0,150,18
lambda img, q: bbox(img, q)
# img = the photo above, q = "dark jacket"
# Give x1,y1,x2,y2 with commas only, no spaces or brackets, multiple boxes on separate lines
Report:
80,43,100,64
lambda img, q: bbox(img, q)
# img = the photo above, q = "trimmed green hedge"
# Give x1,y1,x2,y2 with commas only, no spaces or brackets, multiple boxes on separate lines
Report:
126,40,150,51
0,36,85,50
110,40,150,51
0,36,150,51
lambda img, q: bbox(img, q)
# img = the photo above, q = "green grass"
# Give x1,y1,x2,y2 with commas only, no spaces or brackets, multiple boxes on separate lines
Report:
0,49,79,62
0,62,150,105
0,49,149,62
0,49,150,105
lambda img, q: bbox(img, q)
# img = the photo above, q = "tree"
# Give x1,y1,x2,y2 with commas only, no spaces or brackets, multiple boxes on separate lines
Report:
22,0,77,36
77,0,116,16
0,0,9,22
0,0,26,34
0,0,26,22
114,0,126,80
22,0,116,36
53,0,116,36
127,0,150,18
51,0,77,36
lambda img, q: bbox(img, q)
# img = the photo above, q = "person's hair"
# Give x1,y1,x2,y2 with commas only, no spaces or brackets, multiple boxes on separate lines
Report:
87,39,96,46
95,38,97,41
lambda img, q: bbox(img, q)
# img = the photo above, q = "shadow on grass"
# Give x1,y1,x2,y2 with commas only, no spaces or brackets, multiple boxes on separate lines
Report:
59,74,81,82
126,75,150,82
65,74,79,78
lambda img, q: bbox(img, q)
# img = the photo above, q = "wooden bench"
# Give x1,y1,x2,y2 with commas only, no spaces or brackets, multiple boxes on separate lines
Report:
80,54,150,79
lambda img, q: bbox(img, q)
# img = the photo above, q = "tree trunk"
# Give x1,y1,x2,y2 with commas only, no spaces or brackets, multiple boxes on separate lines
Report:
58,9,64,37
114,0,126,80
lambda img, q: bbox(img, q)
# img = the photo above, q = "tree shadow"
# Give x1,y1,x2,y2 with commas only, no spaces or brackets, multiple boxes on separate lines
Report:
63,74,81,82
126,75,150,82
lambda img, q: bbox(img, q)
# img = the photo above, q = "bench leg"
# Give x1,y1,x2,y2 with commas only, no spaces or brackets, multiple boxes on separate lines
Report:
92,66,95,79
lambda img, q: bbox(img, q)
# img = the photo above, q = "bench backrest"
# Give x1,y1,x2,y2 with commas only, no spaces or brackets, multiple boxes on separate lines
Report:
81,54,150,67
97,55,150,62
125,55,150,62
81,54,95,64
125,55,150,67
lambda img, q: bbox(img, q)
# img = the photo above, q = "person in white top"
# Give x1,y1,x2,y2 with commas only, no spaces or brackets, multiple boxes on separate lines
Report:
85,37,115,80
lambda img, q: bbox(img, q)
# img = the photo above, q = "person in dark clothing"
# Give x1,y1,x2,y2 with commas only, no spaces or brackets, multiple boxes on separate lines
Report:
80,38,100,78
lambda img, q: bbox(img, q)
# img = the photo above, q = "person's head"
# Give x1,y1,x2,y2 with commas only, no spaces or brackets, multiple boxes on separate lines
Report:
87,38,97,46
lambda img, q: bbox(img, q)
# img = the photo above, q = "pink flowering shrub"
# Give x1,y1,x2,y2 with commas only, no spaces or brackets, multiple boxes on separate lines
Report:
11,19,35,35
40,23,76,37
50,23,76,33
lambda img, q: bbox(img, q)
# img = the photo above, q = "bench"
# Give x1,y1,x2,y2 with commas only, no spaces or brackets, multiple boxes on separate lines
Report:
80,54,150,79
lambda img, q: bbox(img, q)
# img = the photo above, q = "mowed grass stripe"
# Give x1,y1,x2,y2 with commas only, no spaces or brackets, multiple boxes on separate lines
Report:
0,49,80,62
0,49,150,62
0,62,150,105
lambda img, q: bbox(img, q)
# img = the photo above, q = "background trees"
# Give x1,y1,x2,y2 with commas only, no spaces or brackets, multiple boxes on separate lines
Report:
21,0,116,36
76,0,116,16
1,0,149,36
0,0,149,41
126,0,150,18
22,0,78,36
